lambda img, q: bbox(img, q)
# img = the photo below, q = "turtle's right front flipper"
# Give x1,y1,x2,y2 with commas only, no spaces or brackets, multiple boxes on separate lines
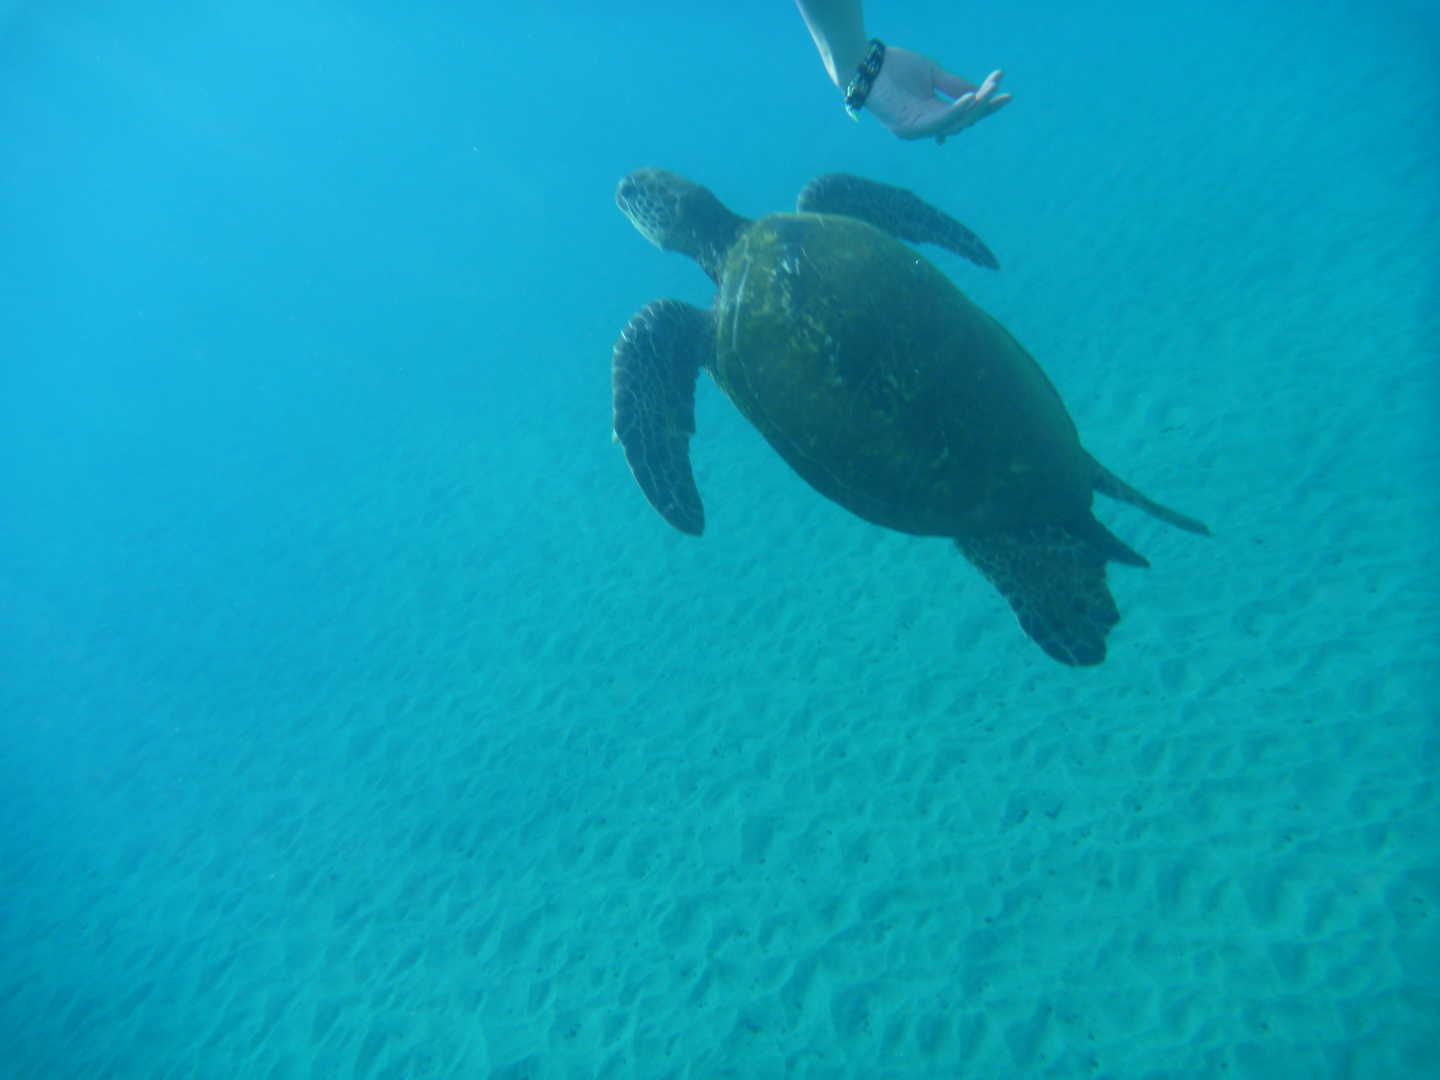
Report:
612,299,716,536
797,173,1000,270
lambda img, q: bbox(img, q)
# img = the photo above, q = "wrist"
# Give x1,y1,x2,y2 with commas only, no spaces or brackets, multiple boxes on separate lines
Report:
842,39,886,118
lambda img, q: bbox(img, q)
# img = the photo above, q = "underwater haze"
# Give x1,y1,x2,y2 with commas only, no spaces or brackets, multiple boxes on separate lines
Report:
1,1,1437,1077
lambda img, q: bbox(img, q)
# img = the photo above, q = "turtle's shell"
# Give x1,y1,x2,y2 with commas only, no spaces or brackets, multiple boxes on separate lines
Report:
713,213,1096,537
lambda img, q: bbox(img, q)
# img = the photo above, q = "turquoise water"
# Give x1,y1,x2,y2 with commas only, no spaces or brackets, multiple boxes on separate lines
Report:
1,1,1436,1077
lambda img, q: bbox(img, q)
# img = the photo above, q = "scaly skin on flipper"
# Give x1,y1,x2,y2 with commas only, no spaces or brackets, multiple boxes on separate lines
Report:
955,526,1120,666
611,299,714,536
798,173,1000,270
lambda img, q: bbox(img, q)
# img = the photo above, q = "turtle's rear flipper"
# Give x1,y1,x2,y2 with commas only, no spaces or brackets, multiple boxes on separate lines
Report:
797,173,1000,270
955,524,1124,666
612,299,715,536
1091,459,1212,536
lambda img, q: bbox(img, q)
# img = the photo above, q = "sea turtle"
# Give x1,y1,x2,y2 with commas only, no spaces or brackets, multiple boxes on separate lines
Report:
611,169,1209,666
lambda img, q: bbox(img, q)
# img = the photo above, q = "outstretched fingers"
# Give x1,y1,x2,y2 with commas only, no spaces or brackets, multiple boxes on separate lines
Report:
931,68,1012,144
933,68,1004,105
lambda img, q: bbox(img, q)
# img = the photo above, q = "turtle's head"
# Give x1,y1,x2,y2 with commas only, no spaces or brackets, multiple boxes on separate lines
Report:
617,169,746,283
616,169,697,248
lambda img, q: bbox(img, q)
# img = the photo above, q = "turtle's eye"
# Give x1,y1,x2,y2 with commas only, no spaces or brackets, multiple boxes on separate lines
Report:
616,179,660,229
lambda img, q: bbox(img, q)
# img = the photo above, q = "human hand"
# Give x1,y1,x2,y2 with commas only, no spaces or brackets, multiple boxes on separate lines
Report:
865,49,1011,143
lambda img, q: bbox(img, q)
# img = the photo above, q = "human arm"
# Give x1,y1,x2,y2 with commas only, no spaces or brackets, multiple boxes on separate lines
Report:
795,0,870,87
794,0,1012,143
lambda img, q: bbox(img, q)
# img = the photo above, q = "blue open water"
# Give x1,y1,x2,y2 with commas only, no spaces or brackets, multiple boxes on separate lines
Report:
1,2,1437,1077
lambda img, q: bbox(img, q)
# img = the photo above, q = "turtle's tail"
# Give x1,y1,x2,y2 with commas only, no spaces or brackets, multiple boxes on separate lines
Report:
1090,457,1212,536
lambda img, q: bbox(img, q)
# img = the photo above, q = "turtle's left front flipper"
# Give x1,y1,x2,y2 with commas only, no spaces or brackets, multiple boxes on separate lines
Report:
797,173,1000,270
955,525,1123,666
612,299,716,536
